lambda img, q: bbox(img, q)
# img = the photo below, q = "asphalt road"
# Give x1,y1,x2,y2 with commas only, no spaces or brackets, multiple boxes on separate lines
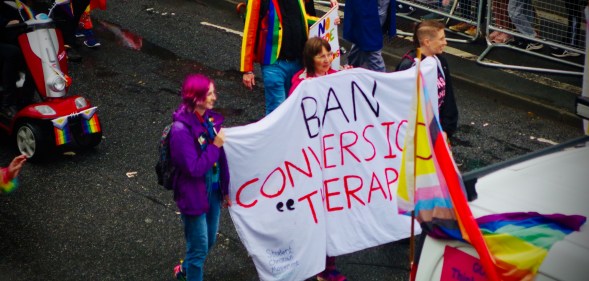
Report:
0,0,584,280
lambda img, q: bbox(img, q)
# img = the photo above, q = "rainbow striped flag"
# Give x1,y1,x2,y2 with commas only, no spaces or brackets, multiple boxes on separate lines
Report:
0,168,18,194
239,0,317,72
15,0,34,20
80,107,101,134
52,116,72,145
478,212,585,280
397,54,586,281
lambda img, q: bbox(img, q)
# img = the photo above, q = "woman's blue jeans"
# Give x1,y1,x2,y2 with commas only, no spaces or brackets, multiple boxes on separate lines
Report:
261,59,302,115
181,191,222,281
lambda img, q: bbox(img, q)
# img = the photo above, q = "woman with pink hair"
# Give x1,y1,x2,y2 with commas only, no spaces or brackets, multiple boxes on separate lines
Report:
169,74,231,281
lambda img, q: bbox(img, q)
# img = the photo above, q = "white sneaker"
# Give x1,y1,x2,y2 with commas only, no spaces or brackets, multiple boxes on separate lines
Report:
551,49,581,58
525,42,544,51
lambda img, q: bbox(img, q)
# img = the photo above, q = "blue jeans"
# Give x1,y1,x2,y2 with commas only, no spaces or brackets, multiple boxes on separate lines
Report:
347,44,386,72
181,191,222,281
377,0,391,26
261,59,302,115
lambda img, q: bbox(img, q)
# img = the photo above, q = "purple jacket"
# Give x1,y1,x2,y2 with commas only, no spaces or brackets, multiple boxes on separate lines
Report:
169,106,229,216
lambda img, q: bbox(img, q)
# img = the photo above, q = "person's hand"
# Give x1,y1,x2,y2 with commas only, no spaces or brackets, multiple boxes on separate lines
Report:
330,0,339,8
334,17,341,25
442,0,450,6
342,64,353,70
213,128,225,148
242,72,255,90
7,155,27,180
6,20,19,26
222,195,232,208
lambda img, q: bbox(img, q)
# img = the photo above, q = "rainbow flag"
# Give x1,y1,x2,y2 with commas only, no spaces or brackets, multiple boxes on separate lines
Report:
80,107,101,134
0,168,18,194
15,0,34,20
52,116,72,145
239,0,317,72
397,55,586,281
478,212,586,280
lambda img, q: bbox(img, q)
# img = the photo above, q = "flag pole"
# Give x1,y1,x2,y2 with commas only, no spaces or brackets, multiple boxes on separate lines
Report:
408,47,422,281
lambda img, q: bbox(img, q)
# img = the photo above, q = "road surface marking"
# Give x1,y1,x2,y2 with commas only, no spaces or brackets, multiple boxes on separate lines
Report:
201,22,243,36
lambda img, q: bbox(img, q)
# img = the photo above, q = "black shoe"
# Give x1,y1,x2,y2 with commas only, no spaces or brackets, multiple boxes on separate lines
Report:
421,12,445,21
511,39,543,51
397,4,415,16
66,47,82,62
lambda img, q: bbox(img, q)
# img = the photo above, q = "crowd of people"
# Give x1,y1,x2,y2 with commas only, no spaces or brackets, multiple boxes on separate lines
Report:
166,1,458,281
4,0,584,280
405,0,586,57
3,1,585,281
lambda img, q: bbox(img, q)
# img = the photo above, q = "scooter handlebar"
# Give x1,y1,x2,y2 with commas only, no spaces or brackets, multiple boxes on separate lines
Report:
4,22,28,30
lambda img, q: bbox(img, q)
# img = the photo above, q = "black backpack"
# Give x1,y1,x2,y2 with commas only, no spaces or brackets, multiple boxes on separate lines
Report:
155,122,176,190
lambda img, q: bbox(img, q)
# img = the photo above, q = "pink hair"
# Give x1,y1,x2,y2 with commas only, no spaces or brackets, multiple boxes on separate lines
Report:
181,74,213,109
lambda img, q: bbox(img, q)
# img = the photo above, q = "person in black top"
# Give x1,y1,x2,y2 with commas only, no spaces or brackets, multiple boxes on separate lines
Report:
395,20,458,140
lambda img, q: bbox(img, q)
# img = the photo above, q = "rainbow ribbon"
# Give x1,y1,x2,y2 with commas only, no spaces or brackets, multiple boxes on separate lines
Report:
80,107,101,134
52,116,71,145
15,0,34,20
0,168,19,194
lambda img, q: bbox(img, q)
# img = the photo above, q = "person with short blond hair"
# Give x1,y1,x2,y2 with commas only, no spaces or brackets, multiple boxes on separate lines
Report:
396,20,459,139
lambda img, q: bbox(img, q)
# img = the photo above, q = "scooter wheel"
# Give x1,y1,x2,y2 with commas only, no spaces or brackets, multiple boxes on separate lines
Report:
15,122,49,162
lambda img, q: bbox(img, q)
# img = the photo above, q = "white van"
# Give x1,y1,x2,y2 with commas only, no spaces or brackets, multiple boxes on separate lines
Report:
414,134,589,281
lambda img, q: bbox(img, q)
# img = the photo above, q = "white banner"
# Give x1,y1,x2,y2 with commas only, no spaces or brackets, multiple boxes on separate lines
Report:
224,59,439,281
309,6,341,69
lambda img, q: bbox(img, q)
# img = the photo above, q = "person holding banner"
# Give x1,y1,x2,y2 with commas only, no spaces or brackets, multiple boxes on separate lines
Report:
395,20,458,139
240,0,338,115
288,37,349,281
169,74,231,281
288,37,338,96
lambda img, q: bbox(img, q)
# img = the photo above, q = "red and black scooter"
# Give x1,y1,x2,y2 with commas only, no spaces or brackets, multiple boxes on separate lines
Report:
0,0,102,161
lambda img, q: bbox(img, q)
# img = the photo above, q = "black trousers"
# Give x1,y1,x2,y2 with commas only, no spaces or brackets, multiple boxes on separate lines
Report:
0,43,23,106
53,0,91,48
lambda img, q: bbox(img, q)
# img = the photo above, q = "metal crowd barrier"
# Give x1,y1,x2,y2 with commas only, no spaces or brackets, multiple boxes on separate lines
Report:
318,0,585,75
477,0,586,75
396,0,485,43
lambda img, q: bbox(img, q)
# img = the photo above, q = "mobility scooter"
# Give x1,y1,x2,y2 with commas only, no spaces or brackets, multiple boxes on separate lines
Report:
0,0,102,161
